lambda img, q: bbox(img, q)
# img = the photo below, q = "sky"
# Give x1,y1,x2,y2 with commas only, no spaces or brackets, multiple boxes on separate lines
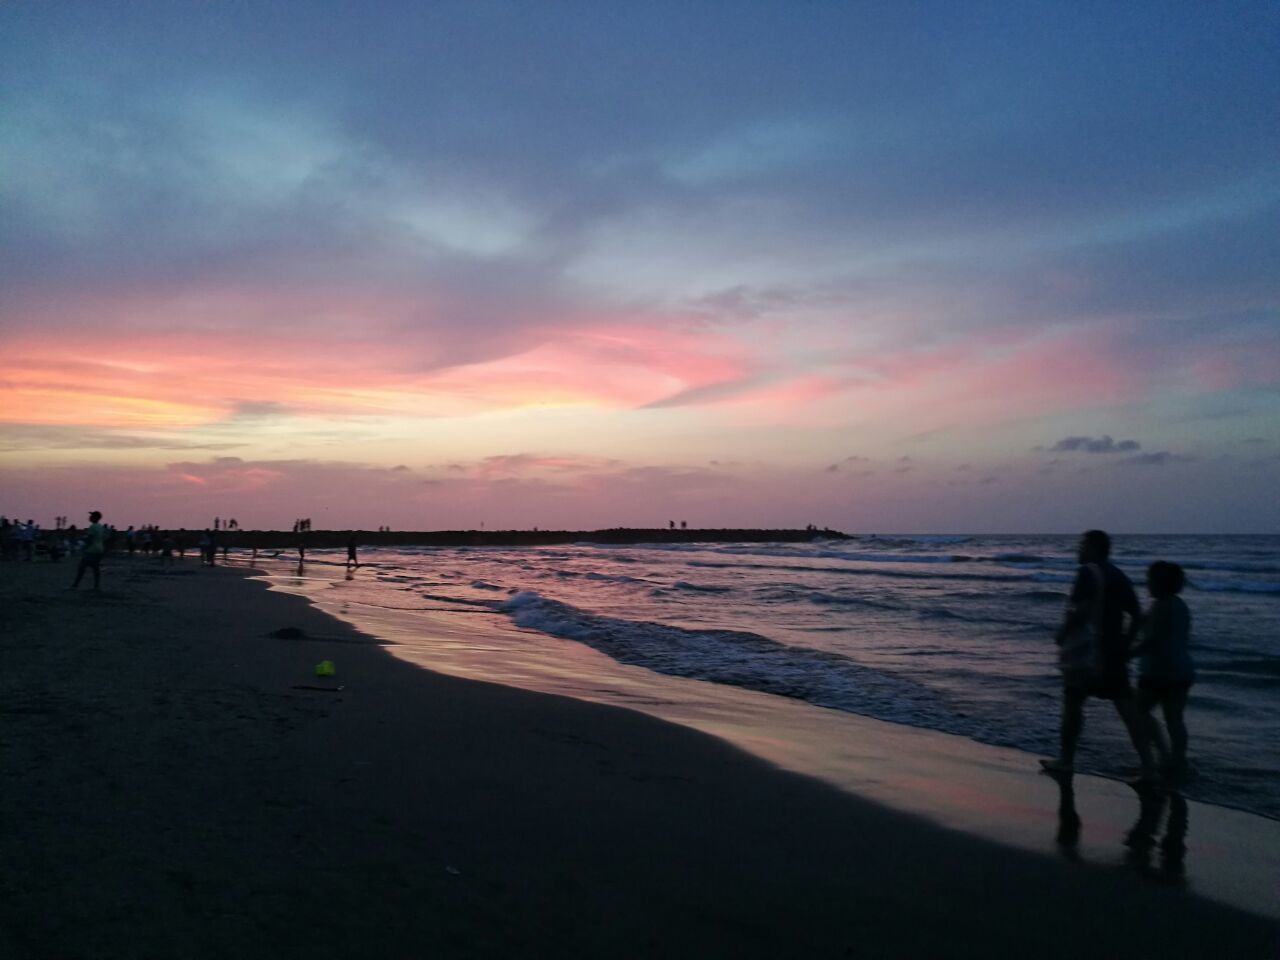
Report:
2,1,1278,533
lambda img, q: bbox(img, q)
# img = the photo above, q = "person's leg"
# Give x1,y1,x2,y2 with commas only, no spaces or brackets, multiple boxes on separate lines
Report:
90,555,101,591
1161,688,1190,769
1134,688,1171,766
1058,689,1086,767
1114,696,1158,777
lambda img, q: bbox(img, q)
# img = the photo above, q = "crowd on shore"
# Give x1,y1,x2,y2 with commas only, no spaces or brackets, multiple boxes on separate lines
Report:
1,514,187,563
0,512,246,576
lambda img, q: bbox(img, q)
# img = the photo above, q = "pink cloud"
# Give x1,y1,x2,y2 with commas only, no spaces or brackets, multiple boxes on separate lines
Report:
0,289,761,427
1185,340,1280,392
817,326,1151,430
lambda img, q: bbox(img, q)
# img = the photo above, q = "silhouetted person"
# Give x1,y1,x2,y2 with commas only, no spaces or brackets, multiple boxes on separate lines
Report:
70,510,107,591
20,520,36,560
1042,530,1156,779
346,532,358,568
1133,561,1196,777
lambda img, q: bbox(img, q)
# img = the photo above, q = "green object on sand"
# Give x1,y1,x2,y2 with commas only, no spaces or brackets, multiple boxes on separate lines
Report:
315,659,335,677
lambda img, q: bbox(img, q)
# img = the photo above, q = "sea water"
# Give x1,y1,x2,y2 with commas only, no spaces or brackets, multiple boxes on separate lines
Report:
255,534,1280,819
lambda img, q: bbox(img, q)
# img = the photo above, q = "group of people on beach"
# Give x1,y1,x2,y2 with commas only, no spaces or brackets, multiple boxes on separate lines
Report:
1044,529,1196,783
0,516,79,562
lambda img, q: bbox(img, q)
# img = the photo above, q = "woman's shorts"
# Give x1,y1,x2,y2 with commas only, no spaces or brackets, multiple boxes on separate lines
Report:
1065,668,1132,701
1137,679,1193,702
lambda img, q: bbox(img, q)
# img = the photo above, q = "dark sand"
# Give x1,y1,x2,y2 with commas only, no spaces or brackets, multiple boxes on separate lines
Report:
2,560,1275,958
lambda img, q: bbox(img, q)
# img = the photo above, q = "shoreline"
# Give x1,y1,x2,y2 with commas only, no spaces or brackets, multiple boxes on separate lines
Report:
3,559,1275,957
259,556,1280,909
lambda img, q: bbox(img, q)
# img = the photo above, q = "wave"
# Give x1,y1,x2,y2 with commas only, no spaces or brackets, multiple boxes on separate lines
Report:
589,541,969,565
914,606,1046,630
584,571,645,584
488,590,1142,792
800,591,905,613
496,591,965,727
670,580,731,593
859,535,974,546
1190,579,1280,595
1182,559,1280,575
687,558,1038,585
1031,572,1075,584
832,552,967,564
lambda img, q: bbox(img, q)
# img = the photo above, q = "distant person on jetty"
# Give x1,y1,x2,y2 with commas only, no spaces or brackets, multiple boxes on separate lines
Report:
1133,561,1196,777
346,532,358,568
70,510,107,591
1042,530,1156,779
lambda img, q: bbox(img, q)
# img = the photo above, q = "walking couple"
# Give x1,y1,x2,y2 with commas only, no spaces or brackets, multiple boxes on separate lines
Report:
1042,530,1195,782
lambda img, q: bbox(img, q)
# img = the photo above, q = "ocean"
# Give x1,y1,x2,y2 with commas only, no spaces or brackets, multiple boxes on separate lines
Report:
255,533,1280,820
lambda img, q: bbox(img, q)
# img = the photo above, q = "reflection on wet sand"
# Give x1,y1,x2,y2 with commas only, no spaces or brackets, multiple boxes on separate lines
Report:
1046,769,1189,880
1050,769,1081,856
1125,783,1189,881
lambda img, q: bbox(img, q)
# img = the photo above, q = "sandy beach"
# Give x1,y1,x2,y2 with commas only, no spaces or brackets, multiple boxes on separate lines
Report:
2,558,1275,959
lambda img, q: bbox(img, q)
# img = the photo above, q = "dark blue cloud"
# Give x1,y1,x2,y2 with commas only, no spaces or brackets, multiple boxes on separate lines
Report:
1050,436,1141,454
1118,451,1197,466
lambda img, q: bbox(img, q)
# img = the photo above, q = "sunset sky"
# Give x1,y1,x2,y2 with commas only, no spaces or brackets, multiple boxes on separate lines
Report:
2,2,1278,532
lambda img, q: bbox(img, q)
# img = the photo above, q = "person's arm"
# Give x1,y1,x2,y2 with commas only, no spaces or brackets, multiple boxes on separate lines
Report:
1132,597,1168,657
1056,567,1091,644
1121,574,1142,648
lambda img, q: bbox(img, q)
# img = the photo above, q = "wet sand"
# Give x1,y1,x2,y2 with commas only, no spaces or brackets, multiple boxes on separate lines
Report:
1,559,1275,958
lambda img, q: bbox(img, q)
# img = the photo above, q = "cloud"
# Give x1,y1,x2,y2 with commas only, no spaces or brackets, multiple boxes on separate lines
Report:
1048,435,1141,454
0,423,243,452
1117,451,1196,466
467,453,623,481
824,454,872,473
225,401,294,419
